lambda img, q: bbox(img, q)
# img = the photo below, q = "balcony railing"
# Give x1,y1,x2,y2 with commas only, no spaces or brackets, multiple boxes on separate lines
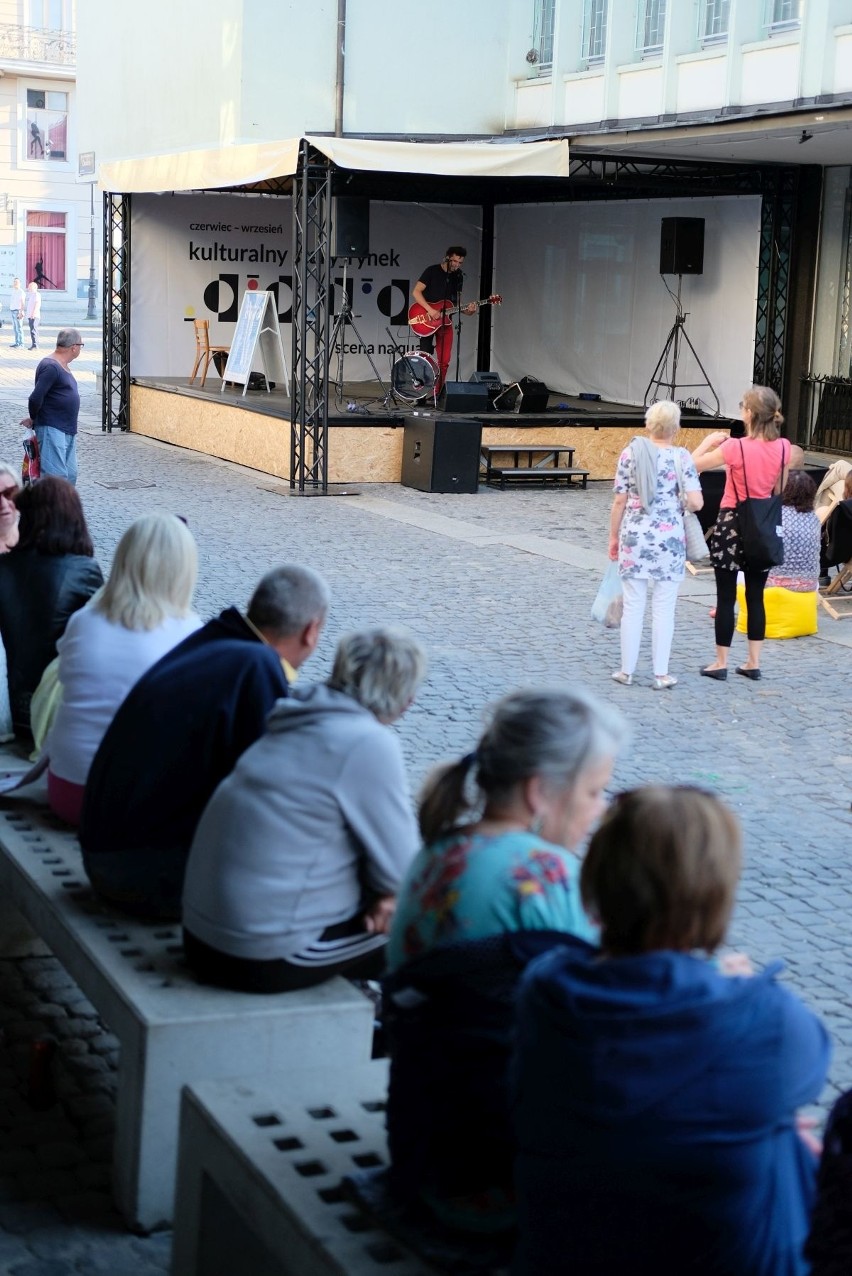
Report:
0,25,76,67
800,374,852,456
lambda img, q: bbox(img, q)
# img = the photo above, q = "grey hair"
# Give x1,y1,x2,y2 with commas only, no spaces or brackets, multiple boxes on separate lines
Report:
329,626,427,722
645,400,681,439
419,687,629,843
0,461,19,484
247,565,330,638
56,328,82,349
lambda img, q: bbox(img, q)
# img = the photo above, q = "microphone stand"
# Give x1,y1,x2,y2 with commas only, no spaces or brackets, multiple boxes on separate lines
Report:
453,270,464,384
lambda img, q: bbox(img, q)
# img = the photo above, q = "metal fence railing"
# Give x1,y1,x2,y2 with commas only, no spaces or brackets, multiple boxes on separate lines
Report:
800,374,852,456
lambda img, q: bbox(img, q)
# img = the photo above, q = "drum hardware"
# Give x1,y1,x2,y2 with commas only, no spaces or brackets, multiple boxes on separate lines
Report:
390,352,440,405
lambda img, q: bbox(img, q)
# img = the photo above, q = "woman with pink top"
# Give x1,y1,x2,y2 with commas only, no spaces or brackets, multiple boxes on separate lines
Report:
692,386,802,681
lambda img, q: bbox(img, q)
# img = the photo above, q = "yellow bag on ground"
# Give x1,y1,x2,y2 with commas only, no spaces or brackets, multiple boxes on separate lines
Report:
736,585,818,639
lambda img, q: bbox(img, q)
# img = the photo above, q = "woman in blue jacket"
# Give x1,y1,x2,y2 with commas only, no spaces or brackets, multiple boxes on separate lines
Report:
513,786,830,1276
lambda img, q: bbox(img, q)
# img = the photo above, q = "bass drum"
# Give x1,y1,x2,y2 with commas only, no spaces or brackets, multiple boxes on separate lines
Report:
391,352,440,403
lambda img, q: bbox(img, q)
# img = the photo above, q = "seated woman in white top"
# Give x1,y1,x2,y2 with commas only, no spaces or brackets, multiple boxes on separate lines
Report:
46,512,201,825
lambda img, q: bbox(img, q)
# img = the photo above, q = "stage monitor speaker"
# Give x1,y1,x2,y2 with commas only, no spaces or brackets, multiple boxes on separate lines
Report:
401,418,482,493
439,381,490,413
517,375,550,414
333,197,370,257
470,371,502,389
660,217,705,275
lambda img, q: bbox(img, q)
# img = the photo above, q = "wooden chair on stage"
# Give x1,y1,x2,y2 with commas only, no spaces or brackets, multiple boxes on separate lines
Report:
819,500,852,620
189,319,230,389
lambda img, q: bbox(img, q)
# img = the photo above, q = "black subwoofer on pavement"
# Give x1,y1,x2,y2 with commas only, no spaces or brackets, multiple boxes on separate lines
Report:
401,418,482,493
659,217,705,275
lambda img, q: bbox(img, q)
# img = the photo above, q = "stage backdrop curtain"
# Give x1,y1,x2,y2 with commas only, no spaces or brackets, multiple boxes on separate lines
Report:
130,194,482,383
491,195,761,420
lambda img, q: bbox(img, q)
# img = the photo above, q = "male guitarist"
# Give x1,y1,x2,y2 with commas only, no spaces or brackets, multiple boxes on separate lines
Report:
411,247,478,392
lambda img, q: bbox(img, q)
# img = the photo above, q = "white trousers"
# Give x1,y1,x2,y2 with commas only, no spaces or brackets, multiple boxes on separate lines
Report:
619,576,681,676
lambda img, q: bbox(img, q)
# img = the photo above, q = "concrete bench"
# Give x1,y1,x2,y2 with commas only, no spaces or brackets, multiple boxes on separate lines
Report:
0,805,375,1232
171,1063,438,1276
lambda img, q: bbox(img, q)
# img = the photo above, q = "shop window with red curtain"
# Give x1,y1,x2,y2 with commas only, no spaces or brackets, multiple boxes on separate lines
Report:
26,89,68,162
26,212,66,291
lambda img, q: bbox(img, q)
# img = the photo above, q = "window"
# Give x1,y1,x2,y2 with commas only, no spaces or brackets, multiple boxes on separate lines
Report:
26,211,66,291
26,0,73,29
26,88,68,161
765,0,802,33
636,0,667,56
530,0,556,75
583,0,608,63
700,0,730,42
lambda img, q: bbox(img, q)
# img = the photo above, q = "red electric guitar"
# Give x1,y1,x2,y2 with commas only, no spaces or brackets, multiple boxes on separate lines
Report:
407,294,503,337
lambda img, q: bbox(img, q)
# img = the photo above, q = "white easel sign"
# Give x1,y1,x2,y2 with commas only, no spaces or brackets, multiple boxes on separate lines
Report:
221,290,290,397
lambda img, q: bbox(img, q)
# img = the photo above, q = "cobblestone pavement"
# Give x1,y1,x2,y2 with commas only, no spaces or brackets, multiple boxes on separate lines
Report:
0,325,850,1271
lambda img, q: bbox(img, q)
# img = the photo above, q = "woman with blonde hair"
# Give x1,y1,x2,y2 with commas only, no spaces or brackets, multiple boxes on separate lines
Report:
693,386,795,680
45,512,201,824
609,400,703,689
514,785,829,1276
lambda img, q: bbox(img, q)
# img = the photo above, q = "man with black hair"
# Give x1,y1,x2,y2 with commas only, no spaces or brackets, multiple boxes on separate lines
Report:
411,246,478,392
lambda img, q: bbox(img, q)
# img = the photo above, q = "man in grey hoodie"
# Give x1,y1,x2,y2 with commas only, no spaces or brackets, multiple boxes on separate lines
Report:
182,627,426,991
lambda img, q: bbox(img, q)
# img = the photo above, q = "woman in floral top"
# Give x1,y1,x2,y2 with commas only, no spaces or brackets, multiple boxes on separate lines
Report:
608,400,703,690
385,688,627,1237
768,470,820,592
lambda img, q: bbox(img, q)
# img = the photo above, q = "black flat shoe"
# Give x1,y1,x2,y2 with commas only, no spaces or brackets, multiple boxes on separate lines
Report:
736,666,762,681
700,666,728,681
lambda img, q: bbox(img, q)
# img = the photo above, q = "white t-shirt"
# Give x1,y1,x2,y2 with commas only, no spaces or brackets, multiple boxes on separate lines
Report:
48,606,202,785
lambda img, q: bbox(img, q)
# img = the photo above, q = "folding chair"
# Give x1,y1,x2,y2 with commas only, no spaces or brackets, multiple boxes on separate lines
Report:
819,500,852,619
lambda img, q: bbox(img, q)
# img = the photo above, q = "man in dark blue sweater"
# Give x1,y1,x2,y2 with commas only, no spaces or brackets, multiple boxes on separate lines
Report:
80,565,330,919
21,327,83,484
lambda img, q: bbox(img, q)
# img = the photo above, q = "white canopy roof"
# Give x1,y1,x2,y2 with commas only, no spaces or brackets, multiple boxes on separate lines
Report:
98,134,570,194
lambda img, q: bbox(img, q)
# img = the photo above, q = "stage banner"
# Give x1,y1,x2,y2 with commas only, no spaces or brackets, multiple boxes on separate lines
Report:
130,195,482,384
492,194,761,420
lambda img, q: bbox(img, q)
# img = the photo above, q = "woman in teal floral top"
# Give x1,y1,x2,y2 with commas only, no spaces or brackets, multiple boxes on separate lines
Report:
384,688,627,1237
608,400,703,690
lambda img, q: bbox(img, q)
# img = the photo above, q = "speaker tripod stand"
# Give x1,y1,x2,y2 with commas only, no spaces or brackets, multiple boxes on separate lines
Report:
644,275,720,416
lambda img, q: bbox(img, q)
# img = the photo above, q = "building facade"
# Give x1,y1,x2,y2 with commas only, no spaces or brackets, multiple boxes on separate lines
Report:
78,0,852,448
0,0,95,321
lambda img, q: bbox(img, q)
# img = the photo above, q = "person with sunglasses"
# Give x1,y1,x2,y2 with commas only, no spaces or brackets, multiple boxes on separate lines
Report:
20,328,85,485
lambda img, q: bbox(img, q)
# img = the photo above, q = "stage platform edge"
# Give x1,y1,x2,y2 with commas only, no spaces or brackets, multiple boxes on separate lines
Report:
128,380,729,485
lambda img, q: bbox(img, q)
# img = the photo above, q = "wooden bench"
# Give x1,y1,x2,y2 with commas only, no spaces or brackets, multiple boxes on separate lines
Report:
0,805,374,1232
481,444,589,490
172,1064,440,1276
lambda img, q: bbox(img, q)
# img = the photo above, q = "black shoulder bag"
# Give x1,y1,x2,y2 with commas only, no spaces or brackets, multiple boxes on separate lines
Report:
734,440,788,571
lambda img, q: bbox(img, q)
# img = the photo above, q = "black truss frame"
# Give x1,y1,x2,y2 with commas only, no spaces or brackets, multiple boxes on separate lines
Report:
103,193,131,432
753,168,797,394
100,150,806,469
290,143,333,491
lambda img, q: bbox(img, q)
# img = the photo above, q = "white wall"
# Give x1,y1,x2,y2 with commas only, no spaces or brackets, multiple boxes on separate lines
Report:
78,0,514,163
492,196,762,419
811,166,851,376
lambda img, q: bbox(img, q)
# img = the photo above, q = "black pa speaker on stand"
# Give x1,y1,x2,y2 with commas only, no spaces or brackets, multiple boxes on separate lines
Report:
333,198,370,257
401,418,482,493
659,218,705,275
